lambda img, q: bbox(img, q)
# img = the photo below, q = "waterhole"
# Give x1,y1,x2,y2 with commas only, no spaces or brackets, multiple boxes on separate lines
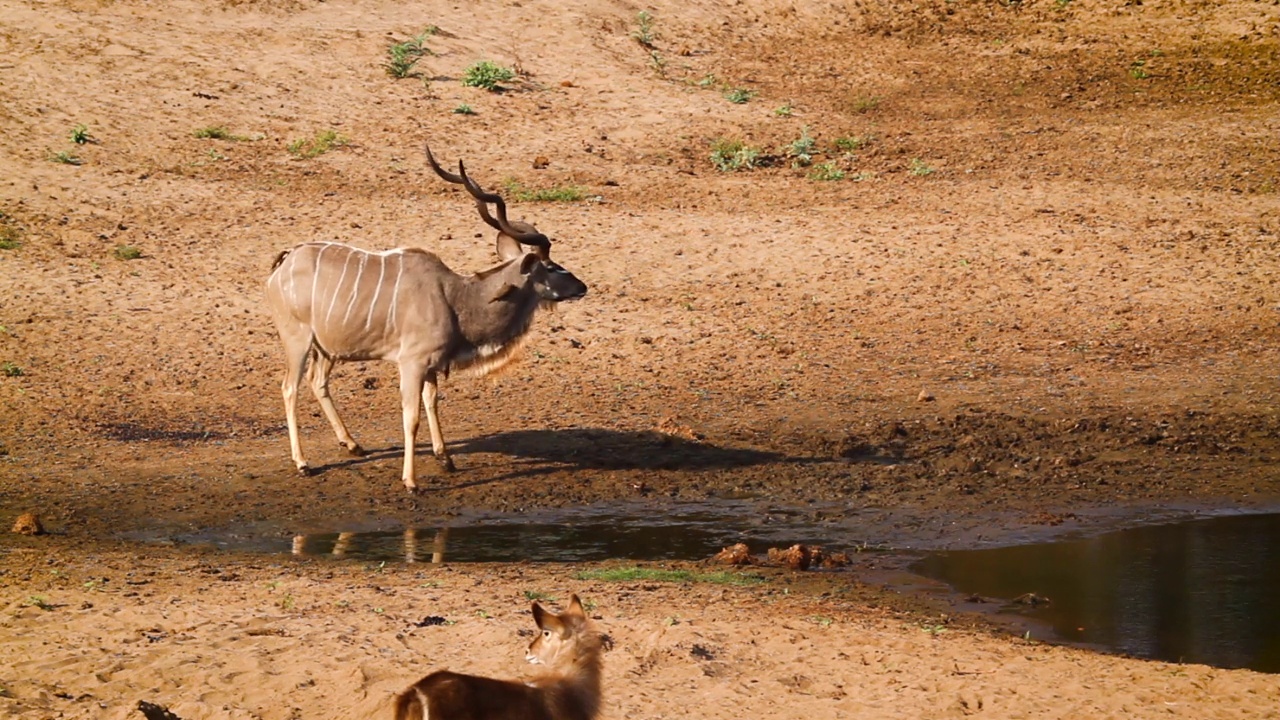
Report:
913,512,1280,673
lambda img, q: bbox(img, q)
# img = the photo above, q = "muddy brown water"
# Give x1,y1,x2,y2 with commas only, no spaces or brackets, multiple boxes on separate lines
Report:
913,512,1280,674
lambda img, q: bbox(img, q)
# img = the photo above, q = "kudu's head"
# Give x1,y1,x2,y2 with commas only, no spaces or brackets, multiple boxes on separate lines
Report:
426,145,587,303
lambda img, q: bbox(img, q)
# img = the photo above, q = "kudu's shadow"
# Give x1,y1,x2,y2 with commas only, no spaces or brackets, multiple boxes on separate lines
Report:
309,427,809,481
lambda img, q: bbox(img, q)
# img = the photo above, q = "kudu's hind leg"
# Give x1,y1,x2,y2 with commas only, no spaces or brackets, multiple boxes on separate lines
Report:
306,350,365,456
422,371,456,473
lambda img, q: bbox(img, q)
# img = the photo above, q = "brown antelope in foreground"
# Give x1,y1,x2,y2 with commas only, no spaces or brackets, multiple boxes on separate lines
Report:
393,594,604,720
264,146,587,492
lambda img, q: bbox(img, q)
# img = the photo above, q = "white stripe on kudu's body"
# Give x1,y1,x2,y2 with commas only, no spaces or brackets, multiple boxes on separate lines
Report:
264,147,587,492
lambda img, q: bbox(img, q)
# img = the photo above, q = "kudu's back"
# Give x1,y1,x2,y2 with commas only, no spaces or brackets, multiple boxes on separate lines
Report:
393,594,603,720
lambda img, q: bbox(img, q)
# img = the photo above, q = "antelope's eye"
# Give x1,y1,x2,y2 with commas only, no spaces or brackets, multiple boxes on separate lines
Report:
543,630,552,638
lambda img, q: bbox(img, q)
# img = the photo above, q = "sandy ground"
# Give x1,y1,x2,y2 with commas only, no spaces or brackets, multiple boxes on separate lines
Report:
2,0,1280,717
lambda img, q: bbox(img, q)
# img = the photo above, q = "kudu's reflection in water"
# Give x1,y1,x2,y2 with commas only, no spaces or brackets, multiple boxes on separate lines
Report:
291,528,450,563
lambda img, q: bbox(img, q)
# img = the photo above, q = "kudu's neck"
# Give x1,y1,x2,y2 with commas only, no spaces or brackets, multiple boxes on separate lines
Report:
441,263,543,376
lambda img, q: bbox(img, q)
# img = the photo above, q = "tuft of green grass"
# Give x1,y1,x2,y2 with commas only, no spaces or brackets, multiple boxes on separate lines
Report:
833,136,868,152
709,138,760,172
26,595,53,610
0,214,21,250
576,566,765,586
113,244,143,261
773,103,794,117
632,10,657,48
502,180,585,202
287,130,347,159
50,150,82,165
909,158,935,176
1129,59,1149,79
786,125,817,167
523,590,556,601
724,87,755,104
808,162,845,181
2,362,24,377
193,126,254,141
462,60,515,91
452,103,476,115
385,30,434,79
70,124,93,144
851,95,881,113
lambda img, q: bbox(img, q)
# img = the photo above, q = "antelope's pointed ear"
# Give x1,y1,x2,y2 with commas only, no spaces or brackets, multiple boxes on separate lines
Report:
568,594,585,617
496,233,523,261
532,602,548,628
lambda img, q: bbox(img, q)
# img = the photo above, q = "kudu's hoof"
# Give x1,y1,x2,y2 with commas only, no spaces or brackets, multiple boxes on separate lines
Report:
298,464,316,477
435,455,457,473
346,443,366,457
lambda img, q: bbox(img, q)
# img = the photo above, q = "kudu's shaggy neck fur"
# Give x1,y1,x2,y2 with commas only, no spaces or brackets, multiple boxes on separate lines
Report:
443,258,544,378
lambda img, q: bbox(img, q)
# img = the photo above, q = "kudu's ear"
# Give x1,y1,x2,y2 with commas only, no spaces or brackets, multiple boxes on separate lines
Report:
568,594,585,617
489,253,540,303
496,233,523,261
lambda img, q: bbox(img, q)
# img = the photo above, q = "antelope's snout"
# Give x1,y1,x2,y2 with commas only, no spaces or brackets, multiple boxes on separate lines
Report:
540,262,587,302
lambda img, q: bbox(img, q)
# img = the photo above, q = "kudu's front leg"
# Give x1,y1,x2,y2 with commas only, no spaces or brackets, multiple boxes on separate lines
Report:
422,370,456,473
398,366,426,493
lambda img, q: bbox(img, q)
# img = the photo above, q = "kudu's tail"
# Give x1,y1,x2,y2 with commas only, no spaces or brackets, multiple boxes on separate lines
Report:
269,248,291,272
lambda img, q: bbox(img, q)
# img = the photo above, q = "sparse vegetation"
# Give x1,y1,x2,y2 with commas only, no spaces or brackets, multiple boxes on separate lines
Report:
786,125,817,167
850,171,878,182
909,158,935,176
809,162,845,181
452,103,476,115
773,103,794,117
575,566,765,586
851,95,882,113
502,180,585,202
834,136,868,152
710,138,760,172
632,10,657,48
26,595,53,610
648,51,666,77
70,124,93,144
113,244,143,261
385,29,434,79
724,87,755,104
523,590,556,601
1129,59,1149,79
287,129,347,159
0,213,21,249
194,126,254,141
2,362,24,377
49,150,82,165
462,60,515,91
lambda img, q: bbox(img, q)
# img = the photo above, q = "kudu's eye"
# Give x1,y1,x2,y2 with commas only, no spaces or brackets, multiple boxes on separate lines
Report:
543,630,552,639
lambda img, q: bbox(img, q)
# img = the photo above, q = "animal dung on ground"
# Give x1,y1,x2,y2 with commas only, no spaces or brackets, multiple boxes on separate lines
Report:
712,542,753,566
764,544,851,570
11,512,44,536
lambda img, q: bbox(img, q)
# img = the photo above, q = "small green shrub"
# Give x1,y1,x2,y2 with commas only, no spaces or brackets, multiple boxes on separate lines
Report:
632,10,657,47
773,103,794,117
113,244,142,261
452,104,476,115
710,138,760,172
70,124,92,144
1129,60,1149,79
287,130,347,159
385,30,433,79
462,61,515,91
1,362,23,377
724,87,755,104
786,126,817,167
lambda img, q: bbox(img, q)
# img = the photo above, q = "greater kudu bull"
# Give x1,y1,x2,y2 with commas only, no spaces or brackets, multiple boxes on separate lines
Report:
264,146,587,492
